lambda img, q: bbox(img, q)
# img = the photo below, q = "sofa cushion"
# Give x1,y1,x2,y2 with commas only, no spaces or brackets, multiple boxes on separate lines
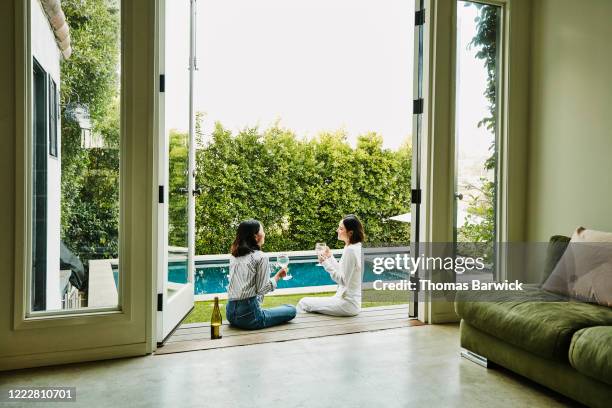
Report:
541,235,570,284
569,326,612,386
455,287,612,362
543,227,612,307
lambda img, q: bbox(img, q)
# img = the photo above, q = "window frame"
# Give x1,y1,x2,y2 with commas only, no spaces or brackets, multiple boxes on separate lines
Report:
2,0,156,370
452,0,505,278
454,0,513,281
416,0,530,322
14,0,132,328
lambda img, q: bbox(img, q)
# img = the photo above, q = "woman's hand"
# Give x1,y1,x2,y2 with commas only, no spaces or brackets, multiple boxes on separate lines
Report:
318,247,332,263
274,267,287,282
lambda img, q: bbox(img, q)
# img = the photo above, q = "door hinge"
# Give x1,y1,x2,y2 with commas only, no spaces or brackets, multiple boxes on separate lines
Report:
157,293,163,311
413,98,424,115
415,9,425,26
411,189,422,205
159,74,165,92
158,185,164,203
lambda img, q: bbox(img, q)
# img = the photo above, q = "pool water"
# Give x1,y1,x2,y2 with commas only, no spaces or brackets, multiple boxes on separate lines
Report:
112,253,410,295
185,254,408,295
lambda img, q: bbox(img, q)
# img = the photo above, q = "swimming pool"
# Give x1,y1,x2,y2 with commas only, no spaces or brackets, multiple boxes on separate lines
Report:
111,250,411,295
187,252,408,295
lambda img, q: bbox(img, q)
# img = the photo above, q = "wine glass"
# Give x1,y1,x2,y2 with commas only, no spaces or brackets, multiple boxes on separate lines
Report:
315,242,327,266
277,253,291,280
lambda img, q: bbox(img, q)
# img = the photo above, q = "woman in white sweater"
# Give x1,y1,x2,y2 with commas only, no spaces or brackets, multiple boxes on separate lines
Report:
297,215,365,316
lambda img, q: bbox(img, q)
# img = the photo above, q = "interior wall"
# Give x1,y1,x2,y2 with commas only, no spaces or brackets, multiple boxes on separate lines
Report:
526,0,612,242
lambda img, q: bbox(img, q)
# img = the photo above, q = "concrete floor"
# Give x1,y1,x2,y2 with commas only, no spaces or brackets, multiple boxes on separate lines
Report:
0,324,579,408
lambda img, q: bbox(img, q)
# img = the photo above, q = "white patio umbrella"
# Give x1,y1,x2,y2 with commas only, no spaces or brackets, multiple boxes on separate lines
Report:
387,213,412,223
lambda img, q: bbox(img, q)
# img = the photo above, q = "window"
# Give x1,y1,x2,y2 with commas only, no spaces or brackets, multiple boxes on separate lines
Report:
49,78,58,157
454,0,503,277
29,0,121,314
32,58,48,312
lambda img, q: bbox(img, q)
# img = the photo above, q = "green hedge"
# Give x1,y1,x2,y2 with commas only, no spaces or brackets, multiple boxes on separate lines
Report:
189,122,411,254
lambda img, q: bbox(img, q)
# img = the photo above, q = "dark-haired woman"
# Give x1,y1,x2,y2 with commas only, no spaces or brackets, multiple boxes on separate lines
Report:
297,215,365,316
226,219,296,330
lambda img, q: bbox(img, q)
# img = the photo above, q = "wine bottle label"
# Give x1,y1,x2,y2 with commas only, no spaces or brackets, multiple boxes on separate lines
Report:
211,325,222,340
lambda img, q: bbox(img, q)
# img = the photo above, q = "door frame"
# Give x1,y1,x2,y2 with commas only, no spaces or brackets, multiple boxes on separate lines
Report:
3,0,157,370
414,0,530,323
451,0,505,280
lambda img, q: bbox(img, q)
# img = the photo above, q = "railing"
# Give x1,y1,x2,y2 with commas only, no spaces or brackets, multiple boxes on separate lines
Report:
193,248,344,263
61,284,84,309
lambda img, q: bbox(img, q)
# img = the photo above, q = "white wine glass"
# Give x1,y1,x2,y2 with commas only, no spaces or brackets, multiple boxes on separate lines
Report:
277,253,291,280
315,242,327,266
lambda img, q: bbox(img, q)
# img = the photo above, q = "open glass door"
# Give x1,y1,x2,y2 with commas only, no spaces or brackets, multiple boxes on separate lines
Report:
453,1,502,282
409,0,425,318
157,0,197,346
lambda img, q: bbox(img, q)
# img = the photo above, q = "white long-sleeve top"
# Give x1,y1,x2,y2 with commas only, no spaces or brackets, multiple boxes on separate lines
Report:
321,242,363,307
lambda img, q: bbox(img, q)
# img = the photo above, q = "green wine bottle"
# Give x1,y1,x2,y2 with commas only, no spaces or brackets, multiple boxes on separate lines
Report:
211,297,222,340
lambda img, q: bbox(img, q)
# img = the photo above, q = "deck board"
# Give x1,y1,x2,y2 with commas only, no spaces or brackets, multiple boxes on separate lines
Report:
177,304,410,330
155,305,423,355
168,313,411,343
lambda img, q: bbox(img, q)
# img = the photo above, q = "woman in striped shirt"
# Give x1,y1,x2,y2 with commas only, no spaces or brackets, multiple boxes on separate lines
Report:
225,219,297,330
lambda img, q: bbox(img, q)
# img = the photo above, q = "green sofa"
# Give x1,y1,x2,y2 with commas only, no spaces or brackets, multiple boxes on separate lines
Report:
455,236,612,407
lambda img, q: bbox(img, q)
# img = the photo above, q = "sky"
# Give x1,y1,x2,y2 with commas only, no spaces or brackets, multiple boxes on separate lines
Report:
456,3,496,167
166,0,416,150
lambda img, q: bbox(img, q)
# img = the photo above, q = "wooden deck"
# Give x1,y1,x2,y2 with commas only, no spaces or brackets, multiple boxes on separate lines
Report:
155,304,424,355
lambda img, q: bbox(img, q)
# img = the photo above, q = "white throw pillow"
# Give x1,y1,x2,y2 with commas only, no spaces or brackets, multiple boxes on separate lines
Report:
572,262,612,307
543,227,612,307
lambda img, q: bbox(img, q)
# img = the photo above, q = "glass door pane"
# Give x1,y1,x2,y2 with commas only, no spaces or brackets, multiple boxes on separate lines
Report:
168,129,189,283
410,0,425,318
29,0,121,314
158,0,196,344
454,1,502,281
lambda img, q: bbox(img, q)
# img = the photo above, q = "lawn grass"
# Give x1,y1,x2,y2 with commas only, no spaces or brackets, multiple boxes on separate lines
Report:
184,291,409,324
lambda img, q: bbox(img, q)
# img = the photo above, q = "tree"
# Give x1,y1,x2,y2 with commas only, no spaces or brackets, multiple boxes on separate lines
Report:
354,133,411,245
60,0,121,261
168,130,189,247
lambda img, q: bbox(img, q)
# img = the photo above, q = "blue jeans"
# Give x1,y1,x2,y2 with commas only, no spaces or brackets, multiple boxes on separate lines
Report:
226,296,296,330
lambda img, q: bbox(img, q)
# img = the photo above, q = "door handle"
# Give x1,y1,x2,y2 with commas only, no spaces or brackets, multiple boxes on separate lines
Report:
455,192,464,200
177,187,189,195
193,187,202,197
